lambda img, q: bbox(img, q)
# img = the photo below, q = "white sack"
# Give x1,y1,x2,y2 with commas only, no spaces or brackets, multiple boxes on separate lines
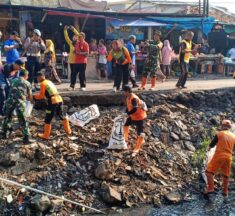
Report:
107,115,128,150
69,104,100,127
201,147,216,184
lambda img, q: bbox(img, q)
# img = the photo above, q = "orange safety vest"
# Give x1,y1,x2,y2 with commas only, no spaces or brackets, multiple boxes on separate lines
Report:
37,80,63,105
214,130,235,159
126,93,147,121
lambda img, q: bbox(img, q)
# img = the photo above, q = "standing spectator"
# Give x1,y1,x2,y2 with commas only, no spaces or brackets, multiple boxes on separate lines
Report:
107,40,132,92
0,64,11,117
4,31,22,64
44,39,61,84
126,35,139,88
89,39,97,55
96,39,108,80
162,40,173,78
106,40,113,78
227,45,235,61
0,31,2,66
73,32,89,91
176,31,200,89
24,29,46,90
64,25,79,91
139,31,165,91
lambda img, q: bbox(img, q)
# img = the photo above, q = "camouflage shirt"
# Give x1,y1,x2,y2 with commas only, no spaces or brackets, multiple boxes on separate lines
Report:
8,77,32,102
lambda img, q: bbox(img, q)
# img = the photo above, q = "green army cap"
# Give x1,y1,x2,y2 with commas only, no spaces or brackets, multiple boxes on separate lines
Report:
154,30,162,37
19,69,29,77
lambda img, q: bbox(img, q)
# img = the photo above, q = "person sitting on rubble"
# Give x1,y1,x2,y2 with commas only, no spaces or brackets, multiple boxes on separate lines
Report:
1,69,34,144
34,71,71,140
204,119,235,201
123,85,147,154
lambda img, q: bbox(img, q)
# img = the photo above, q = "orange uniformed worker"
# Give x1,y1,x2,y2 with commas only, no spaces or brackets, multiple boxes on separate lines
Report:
205,120,235,199
123,85,147,153
34,71,71,139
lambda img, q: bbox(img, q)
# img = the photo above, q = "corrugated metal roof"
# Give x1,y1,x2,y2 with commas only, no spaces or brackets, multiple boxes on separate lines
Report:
10,0,59,8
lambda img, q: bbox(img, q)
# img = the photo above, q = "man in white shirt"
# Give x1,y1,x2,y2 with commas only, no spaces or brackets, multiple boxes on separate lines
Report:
228,47,235,61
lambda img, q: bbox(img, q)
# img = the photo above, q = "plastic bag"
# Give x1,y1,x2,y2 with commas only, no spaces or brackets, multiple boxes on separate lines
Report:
69,104,100,127
201,147,216,184
13,101,33,117
25,101,34,118
107,115,128,150
130,69,135,78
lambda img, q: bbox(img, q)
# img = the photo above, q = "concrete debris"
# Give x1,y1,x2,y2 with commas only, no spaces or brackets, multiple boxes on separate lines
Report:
0,88,234,215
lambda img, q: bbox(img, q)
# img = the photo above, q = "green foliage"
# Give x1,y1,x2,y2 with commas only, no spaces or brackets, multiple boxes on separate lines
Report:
191,127,217,168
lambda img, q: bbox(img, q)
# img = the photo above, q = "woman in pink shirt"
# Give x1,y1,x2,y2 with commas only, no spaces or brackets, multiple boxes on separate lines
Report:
96,39,108,80
162,40,173,78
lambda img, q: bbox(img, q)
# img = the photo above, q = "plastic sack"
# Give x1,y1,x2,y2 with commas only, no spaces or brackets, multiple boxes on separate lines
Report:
69,104,100,127
25,101,34,118
107,115,128,150
130,69,135,78
201,147,216,184
13,101,33,117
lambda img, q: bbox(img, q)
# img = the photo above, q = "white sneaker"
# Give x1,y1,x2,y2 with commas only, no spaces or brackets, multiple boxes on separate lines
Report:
81,87,86,91
67,87,75,91
113,87,117,92
149,87,156,91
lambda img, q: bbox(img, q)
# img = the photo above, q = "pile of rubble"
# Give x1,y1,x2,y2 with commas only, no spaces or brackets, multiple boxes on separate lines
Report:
0,88,234,215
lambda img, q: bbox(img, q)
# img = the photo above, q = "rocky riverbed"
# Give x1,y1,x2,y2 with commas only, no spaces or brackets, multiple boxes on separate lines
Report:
0,88,235,215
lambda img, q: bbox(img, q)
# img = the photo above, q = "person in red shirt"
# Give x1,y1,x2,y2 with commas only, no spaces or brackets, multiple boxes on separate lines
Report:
73,32,89,91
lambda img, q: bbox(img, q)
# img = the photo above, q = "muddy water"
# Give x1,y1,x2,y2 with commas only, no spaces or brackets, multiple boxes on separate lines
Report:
99,190,235,216
150,192,235,216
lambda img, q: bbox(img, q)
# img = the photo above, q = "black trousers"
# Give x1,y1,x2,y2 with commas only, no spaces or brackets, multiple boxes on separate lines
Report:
162,65,171,77
45,103,65,124
70,63,87,88
26,56,41,84
124,117,144,136
114,64,129,90
176,62,189,87
0,84,9,116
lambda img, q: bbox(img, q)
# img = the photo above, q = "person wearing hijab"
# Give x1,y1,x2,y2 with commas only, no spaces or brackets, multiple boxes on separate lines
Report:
44,40,61,84
107,40,132,92
162,40,173,78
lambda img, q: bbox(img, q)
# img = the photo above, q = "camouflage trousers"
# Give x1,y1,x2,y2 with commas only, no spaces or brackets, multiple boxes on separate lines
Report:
142,57,165,80
2,99,30,136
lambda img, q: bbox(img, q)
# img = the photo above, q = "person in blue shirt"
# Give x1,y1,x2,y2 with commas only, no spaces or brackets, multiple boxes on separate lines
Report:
4,31,22,64
126,35,139,88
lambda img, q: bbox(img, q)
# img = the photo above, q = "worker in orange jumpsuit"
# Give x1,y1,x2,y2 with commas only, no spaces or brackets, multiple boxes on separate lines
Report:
123,85,147,153
34,71,71,139
205,120,235,200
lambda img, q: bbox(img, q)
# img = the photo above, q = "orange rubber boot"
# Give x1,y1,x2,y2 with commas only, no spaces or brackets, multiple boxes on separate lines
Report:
150,77,157,90
124,126,129,142
222,176,229,196
38,124,51,140
138,77,147,90
62,118,72,135
205,172,215,193
133,134,145,153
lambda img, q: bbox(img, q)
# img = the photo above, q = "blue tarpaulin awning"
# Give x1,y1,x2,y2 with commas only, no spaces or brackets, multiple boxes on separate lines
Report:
147,17,215,35
123,18,167,27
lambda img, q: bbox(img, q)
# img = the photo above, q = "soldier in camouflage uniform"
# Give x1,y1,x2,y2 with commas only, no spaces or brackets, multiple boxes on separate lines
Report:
2,69,34,144
139,31,166,91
